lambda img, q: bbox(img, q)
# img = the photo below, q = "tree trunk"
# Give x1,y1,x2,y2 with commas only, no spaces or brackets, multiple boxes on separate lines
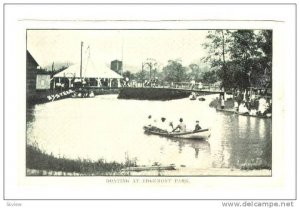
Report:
221,30,226,67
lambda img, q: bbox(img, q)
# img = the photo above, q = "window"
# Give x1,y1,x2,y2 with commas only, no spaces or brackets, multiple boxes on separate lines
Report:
36,74,50,89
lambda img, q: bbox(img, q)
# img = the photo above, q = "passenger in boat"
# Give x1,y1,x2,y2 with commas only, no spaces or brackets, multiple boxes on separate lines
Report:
239,101,249,115
173,118,187,133
189,92,197,100
158,117,171,133
152,117,167,132
147,115,158,129
147,115,153,126
194,120,202,131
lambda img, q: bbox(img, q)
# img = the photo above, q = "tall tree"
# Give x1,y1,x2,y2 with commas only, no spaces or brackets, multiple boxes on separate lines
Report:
203,29,272,89
202,30,233,88
252,30,272,88
230,30,258,88
188,64,202,82
229,30,272,89
135,70,148,83
257,30,272,63
122,70,135,80
202,30,231,68
200,70,218,84
161,59,188,83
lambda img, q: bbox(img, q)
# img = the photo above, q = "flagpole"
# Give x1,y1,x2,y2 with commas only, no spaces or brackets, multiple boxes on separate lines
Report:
80,41,83,78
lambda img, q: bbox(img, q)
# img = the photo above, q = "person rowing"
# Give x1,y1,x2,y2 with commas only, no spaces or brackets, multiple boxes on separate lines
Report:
172,118,187,133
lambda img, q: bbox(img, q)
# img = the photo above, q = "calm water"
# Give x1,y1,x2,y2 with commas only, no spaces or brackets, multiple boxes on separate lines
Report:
26,94,271,172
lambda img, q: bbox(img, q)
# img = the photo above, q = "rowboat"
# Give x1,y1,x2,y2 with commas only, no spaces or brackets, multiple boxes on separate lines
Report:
215,108,271,119
189,95,197,100
189,92,197,100
143,126,210,139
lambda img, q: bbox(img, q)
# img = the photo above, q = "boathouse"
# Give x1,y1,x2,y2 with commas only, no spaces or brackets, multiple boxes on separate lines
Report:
53,62,123,89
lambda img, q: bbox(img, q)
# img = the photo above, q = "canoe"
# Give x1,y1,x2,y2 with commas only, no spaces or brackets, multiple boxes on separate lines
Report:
143,126,210,139
215,108,271,119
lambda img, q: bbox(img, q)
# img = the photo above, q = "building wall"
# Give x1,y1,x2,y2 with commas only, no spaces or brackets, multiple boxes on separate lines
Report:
26,51,39,101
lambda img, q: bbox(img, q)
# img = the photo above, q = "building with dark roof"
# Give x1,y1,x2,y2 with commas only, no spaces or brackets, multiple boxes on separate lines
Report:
110,60,123,75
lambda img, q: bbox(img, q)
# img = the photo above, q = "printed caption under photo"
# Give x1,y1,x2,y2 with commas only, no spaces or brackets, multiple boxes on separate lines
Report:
106,178,189,184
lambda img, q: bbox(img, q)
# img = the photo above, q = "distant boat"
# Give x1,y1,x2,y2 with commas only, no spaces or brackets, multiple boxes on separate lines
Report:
143,126,210,139
189,93,197,100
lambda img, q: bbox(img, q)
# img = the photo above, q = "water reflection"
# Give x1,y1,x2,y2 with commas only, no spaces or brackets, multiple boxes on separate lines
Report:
227,116,271,169
26,95,271,172
165,137,210,159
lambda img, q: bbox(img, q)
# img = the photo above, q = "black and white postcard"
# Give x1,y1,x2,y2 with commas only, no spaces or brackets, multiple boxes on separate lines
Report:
2,2,297,206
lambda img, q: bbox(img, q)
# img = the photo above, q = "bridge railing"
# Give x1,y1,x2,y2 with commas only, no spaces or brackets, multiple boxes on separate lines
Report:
171,82,221,91
122,81,221,92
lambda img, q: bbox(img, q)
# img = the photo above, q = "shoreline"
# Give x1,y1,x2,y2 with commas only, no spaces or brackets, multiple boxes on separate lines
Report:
26,144,271,176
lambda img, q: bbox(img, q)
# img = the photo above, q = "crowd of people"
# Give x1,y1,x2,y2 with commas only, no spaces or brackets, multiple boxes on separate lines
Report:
220,89,272,117
146,115,202,133
144,78,159,87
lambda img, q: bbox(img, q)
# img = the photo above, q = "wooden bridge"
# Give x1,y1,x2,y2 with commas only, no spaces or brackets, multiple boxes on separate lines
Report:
124,82,222,93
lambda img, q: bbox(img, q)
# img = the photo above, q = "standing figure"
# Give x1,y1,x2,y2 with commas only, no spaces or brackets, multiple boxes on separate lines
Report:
234,99,239,112
221,97,225,109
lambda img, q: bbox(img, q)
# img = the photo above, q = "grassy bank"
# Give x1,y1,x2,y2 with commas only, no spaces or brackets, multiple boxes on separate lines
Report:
26,144,128,176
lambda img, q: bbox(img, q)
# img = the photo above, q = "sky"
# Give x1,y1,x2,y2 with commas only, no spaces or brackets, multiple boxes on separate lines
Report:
27,30,209,72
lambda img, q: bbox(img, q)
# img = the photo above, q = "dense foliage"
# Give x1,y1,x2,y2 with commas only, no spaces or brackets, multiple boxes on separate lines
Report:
202,30,272,89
